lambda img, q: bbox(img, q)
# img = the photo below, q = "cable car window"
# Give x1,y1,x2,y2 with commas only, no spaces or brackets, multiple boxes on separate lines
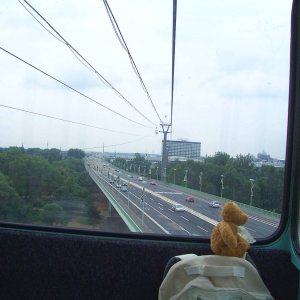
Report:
0,0,291,240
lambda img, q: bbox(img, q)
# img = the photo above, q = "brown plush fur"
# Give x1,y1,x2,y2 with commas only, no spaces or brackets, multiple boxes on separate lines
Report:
210,202,249,258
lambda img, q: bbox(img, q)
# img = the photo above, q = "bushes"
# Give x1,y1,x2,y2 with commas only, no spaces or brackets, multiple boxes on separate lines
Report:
0,147,99,225
40,203,66,225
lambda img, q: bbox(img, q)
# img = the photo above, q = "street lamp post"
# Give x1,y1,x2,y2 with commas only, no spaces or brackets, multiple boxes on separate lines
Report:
156,167,159,180
220,175,224,201
149,168,152,179
173,168,176,185
184,169,188,188
164,167,167,182
127,180,130,207
140,187,145,224
199,172,203,192
249,179,255,207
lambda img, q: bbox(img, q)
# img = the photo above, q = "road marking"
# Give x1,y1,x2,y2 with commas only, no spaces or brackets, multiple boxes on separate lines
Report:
197,225,208,232
158,203,164,207
146,203,191,235
245,226,256,233
127,179,219,226
248,215,278,227
159,207,164,211
180,216,189,222
168,208,173,213
156,192,183,195
106,170,279,235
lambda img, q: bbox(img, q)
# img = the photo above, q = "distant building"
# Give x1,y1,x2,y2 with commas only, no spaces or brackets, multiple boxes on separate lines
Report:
257,151,272,162
93,151,162,162
254,151,285,168
163,140,201,160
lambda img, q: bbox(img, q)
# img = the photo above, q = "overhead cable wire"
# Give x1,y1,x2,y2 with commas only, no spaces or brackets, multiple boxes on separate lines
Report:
0,46,151,128
68,46,98,74
102,0,164,125
18,0,64,44
18,0,156,127
0,104,144,136
170,0,177,127
83,136,149,150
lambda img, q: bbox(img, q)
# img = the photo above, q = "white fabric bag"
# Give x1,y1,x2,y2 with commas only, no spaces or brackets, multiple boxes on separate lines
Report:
159,255,274,300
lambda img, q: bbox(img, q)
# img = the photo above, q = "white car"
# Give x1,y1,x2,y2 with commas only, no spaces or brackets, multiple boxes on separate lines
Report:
173,204,185,212
209,201,220,208
120,186,128,192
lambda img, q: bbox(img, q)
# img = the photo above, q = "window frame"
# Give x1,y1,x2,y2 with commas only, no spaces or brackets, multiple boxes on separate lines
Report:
0,1,295,246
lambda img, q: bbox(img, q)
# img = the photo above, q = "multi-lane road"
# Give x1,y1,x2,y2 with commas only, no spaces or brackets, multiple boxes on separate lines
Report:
86,157,279,240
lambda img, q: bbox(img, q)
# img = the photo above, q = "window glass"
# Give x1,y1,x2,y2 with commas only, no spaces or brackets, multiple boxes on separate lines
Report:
0,0,291,239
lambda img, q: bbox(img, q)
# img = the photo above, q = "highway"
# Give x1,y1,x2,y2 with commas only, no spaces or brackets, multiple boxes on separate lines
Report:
86,157,280,239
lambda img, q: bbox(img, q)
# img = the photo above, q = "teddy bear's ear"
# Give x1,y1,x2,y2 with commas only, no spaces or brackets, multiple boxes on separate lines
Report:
223,202,237,210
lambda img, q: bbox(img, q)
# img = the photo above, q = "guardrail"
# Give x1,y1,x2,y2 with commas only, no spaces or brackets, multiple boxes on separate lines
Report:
163,182,281,220
85,164,169,234
88,170,143,233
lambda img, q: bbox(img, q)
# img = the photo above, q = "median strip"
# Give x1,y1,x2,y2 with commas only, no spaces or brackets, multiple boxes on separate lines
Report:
129,180,218,227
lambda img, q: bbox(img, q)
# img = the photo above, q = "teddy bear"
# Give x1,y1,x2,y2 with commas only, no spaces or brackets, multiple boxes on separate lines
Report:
210,202,250,258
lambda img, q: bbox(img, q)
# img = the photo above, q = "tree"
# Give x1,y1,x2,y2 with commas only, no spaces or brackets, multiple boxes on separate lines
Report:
45,148,62,163
0,172,27,221
67,148,85,159
133,153,145,164
231,154,255,175
41,203,66,225
0,172,19,201
256,166,284,212
26,148,44,156
6,155,61,201
206,152,230,166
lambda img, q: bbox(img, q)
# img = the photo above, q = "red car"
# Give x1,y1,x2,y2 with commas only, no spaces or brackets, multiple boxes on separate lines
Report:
186,196,194,202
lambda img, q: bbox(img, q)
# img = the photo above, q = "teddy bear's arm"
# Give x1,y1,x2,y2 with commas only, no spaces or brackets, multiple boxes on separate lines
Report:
218,222,238,248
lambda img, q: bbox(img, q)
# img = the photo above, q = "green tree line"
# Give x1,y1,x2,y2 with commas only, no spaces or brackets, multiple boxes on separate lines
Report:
0,147,98,225
111,152,284,212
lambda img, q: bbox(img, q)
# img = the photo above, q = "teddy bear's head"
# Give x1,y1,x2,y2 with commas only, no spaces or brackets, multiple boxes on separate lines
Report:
222,202,248,225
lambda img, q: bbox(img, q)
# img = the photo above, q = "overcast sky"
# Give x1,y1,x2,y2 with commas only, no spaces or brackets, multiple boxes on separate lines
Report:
0,0,292,159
